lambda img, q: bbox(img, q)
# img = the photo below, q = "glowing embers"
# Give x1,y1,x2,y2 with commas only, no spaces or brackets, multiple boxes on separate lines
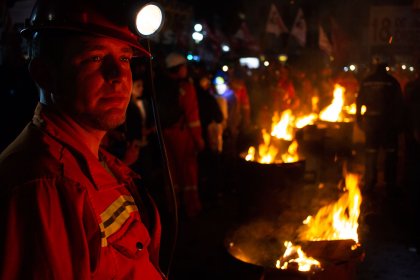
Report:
276,241,321,272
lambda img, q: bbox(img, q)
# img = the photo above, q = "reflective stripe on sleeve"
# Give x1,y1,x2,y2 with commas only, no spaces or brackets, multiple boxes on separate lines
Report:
99,195,138,247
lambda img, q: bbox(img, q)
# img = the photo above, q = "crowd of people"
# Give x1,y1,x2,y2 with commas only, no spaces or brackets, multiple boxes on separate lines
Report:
91,50,420,222
0,0,420,277
95,53,420,252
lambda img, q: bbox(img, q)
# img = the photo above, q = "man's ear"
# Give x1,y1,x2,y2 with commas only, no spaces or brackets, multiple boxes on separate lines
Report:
28,58,56,93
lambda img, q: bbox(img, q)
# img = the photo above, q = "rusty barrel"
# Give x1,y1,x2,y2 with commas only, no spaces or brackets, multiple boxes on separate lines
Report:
236,158,306,221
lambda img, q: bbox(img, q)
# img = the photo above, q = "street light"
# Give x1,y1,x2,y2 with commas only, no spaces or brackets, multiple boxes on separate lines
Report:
194,23,203,32
192,32,204,43
221,44,230,52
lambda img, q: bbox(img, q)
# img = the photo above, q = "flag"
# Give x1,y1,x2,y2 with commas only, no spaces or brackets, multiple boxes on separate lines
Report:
290,8,306,46
201,22,225,58
233,21,260,51
318,25,333,56
330,17,351,65
265,4,289,37
201,22,219,44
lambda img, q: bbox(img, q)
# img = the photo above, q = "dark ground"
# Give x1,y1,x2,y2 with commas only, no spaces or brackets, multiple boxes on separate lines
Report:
168,126,420,280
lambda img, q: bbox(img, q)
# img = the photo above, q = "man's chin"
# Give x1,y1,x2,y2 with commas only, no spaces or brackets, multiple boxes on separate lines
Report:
79,112,126,131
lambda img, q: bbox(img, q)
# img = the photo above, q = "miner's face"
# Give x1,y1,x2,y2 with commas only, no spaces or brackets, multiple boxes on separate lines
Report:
53,35,133,131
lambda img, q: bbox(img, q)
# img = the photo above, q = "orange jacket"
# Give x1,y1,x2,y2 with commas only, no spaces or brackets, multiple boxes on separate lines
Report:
179,79,204,150
0,104,163,279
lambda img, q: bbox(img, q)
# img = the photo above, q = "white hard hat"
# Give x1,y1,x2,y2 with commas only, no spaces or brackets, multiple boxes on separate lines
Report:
165,52,187,69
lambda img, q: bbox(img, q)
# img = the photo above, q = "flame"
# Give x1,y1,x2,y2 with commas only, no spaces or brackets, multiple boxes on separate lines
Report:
244,137,298,164
245,146,256,161
281,140,299,163
295,113,318,129
298,173,362,243
271,110,294,141
259,129,279,163
244,112,300,164
311,96,319,112
276,241,322,272
343,104,366,116
343,103,357,115
260,145,278,164
319,84,345,122
361,105,367,115
275,173,362,272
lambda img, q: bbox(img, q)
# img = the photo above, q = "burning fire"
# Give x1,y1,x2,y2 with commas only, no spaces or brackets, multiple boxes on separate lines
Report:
276,241,321,272
295,113,318,129
281,140,299,163
319,84,345,122
276,173,362,272
298,173,362,243
245,112,300,164
245,139,298,164
245,83,361,164
271,110,294,141
343,103,357,115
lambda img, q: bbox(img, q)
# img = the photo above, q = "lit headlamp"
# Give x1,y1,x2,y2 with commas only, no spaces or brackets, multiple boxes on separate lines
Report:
21,0,165,56
132,2,164,37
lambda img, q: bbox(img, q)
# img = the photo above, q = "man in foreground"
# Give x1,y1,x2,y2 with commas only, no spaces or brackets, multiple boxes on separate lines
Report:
0,0,164,278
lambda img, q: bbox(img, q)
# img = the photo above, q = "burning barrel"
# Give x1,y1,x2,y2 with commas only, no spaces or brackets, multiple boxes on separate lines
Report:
236,156,306,221
226,171,364,279
297,121,354,156
226,237,364,280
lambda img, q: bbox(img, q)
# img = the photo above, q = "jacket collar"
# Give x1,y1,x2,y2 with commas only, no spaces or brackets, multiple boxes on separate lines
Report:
33,103,140,189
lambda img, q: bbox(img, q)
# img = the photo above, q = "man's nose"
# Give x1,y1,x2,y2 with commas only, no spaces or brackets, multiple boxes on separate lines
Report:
103,56,124,83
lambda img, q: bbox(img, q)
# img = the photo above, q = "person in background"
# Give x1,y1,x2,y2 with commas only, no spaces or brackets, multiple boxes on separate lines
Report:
195,72,224,204
317,66,335,110
155,52,204,218
356,61,403,198
403,61,420,253
125,74,161,190
272,65,297,112
0,0,164,278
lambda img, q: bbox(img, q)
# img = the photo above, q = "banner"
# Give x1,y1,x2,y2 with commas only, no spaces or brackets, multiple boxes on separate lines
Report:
369,5,420,55
330,17,351,65
265,3,289,37
234,21,260,51
319,25,333,56
290,8,306,46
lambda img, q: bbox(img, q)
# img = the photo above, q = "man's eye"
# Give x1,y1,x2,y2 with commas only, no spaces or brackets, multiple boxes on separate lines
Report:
90,56,102,62
120,56,132,63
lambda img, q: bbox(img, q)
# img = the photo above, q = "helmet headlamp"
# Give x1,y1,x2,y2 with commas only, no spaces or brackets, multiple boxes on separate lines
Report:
133,2,164,37
21,0,165,56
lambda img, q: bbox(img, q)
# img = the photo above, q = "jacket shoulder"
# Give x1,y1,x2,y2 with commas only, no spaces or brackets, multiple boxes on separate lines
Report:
0,124,63,189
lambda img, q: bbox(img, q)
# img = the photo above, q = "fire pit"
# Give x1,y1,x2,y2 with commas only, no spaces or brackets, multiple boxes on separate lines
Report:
226,236,364,280
296,121,354,156
226,173,364,279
